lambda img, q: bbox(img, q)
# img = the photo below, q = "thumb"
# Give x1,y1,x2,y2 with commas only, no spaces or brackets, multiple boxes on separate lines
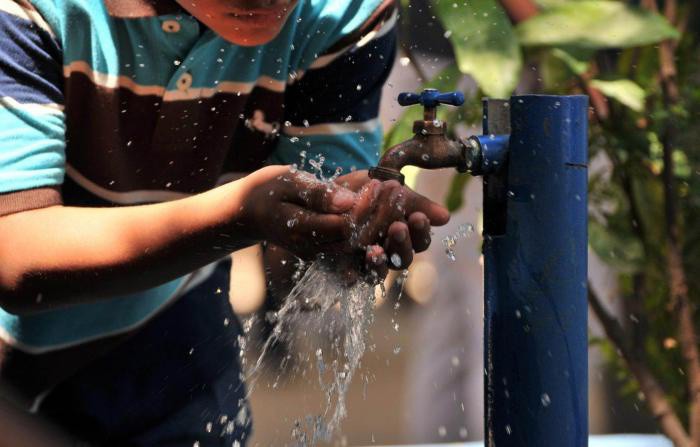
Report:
292,175,357,213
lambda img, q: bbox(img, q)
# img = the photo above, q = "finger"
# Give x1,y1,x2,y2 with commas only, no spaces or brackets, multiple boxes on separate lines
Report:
407,212,431,253
364,244,388,281
283,172,356,213
355,180,405,246
333,170,371,192
384,221,413,270
272,203,349,246
346,179,383,247
350,179,383,222
405,190,450,226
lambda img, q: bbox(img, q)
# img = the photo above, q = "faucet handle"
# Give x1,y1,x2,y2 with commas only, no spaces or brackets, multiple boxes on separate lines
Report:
397,89,465,108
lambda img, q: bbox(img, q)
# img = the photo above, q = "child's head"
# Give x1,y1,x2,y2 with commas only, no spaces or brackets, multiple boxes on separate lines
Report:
177,0,298,46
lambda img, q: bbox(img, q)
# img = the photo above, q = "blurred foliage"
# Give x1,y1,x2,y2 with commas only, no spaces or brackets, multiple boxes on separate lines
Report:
390,0,700,432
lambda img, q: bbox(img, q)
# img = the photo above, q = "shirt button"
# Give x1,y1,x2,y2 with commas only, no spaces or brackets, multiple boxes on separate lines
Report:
177,72,192,91
162,20,181,33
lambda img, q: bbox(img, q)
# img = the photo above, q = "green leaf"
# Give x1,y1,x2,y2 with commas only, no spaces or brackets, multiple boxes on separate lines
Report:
445,173,472,211
383,65,463,151
590,79,646,112
435,0,521,99
516,1,680,50
589,219,644,272
550,47,593,75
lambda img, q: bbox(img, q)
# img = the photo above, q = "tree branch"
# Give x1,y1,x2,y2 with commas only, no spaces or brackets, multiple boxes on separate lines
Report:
588,285,692,446
648,0,700,442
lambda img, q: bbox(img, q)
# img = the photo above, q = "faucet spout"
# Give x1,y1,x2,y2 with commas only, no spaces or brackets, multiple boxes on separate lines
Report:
379,134,472,173
369,119,481,184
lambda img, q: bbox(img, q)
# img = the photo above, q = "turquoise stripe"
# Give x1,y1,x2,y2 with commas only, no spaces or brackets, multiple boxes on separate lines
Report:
31,0,384,88
0,276,186,349
0,106,65,193
270,126,382,178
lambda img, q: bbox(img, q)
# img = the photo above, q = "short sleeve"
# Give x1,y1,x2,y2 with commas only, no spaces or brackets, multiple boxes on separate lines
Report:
269,0,397,177
0,0,65,216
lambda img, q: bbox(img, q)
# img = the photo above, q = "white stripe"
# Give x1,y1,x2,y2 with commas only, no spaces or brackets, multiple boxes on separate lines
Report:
63,61,166,96
0,0,55,37
66,164,189,204
308,9,397,71
66,164,249,205
357,8,397,48
64,61,286,101
163,75,286,101
283,118,380,137
0,261,221,354
0,96,64,114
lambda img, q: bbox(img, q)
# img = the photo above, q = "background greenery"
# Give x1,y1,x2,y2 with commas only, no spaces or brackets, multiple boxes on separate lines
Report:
388,0,699,443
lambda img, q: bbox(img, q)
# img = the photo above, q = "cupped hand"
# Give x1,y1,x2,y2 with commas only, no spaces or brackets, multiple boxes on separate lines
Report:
237,165,357,258
335,170,450,275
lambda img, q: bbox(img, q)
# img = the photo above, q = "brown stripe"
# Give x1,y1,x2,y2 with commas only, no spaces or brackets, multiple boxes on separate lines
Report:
0,186,62,217
324,0,397,55
102,0,183,18
63,72,284,198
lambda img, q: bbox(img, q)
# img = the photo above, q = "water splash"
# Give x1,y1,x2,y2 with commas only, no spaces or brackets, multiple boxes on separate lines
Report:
244,259,383,445
441,223,475,261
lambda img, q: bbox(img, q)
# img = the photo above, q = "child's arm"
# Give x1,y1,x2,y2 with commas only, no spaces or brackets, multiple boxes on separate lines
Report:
0,166,356,314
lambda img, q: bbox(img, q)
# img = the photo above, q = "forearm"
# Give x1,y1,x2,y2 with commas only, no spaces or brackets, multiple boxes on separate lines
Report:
0,180,251,314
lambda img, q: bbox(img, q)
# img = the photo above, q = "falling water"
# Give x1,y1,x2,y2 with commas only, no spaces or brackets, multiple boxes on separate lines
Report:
243,259,390,445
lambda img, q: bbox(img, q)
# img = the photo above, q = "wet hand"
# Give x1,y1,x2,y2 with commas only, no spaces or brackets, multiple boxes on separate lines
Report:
336,171,450,273
237,165,356,258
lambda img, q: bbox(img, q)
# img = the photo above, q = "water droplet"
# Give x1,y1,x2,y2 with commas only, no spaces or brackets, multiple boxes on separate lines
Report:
399,57,410,67
505,424,512,435
541,393,551,407
438,426,447,437
390,253,402,268
459,427,468,438
393,346,401,354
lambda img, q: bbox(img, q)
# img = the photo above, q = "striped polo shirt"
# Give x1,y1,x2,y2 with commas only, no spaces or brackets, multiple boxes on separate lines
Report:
0,0,397,354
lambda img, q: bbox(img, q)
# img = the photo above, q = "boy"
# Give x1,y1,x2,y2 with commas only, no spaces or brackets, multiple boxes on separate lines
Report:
0,0,449,445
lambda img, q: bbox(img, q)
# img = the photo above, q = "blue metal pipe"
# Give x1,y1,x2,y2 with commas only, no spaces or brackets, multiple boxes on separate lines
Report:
483,95,589,446
473,134,509,175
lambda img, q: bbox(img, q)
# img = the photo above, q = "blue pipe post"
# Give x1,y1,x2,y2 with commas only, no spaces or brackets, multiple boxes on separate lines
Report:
483,95,589,446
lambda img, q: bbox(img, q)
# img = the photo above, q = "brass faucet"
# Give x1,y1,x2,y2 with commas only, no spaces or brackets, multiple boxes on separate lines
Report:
369,89,484,184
